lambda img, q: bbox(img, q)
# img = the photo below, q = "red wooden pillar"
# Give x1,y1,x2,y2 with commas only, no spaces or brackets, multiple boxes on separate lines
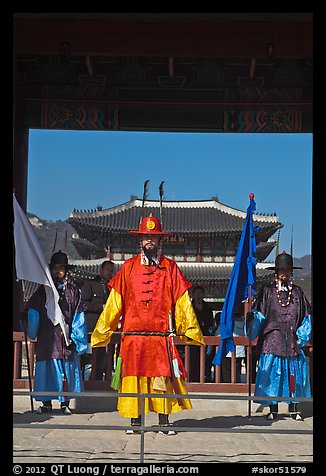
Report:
13,87,30,330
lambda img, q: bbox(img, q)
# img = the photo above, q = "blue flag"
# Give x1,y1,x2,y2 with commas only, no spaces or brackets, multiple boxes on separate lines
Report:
213,194,258,366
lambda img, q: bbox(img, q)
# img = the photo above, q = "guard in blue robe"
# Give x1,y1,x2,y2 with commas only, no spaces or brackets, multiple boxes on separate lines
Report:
22,251,88,414
246,251,312,421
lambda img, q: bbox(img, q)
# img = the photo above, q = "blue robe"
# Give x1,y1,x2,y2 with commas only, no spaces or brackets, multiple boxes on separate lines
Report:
246,283,312,405
25,282,88,402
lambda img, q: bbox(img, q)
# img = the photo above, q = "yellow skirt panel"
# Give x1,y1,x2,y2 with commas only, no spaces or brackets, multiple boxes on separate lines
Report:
117,376,192,418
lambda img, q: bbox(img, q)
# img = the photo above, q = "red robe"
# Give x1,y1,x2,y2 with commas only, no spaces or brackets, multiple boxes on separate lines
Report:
109,254,191,377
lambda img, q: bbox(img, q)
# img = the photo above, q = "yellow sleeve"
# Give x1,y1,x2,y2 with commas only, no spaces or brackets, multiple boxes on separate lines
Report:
91,288,122,347
174,290,205,346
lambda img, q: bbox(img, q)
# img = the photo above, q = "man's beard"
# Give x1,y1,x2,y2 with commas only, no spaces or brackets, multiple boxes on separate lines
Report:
52,274,65,285
143,245,158,260
278,275,290,288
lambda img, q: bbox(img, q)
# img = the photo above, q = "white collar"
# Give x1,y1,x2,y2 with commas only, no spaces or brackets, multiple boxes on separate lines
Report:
277,280,289,291
140,250,159,266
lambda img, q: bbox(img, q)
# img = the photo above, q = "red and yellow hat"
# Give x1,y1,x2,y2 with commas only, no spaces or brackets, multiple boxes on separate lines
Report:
129,214,172,236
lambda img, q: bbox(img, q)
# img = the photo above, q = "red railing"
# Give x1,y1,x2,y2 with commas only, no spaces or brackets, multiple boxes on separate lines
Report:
13,332,261,392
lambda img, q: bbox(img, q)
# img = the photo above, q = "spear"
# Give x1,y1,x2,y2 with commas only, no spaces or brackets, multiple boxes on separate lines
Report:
140,179,149,224
159,181,164,225
275,229,280,257
52,227,59,254
64,229,68,255
290,225,294,257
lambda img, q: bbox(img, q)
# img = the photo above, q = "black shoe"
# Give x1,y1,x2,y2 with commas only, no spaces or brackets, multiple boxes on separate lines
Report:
289,412,304,421
131,417,141,425
158,413,172,425
266,412,278,420
125,417,141,435
158,424,177,436
125,427,141,435
158,413,177,435
60,401,72,414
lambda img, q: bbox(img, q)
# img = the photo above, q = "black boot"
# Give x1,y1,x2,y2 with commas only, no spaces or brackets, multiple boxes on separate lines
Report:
60,400,72,414
125,416,141,435
158,413,177,436
131,416,141,426
289,403,303,420
266,404,278,420
158,413,169,425
35,400,52,414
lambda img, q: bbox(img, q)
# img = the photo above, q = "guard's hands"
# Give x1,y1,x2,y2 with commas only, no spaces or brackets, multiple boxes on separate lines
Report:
63,341,75,359
246,311,254,322
20,309,28,332
66,341,76,351
20,308,28,322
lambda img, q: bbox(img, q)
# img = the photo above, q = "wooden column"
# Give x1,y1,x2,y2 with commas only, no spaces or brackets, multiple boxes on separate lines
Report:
13,98,30,330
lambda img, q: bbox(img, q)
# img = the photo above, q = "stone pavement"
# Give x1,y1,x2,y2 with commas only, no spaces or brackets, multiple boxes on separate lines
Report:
13,391,313,465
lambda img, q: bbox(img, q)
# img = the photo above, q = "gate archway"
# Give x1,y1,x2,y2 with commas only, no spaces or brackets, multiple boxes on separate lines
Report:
13,15,313,388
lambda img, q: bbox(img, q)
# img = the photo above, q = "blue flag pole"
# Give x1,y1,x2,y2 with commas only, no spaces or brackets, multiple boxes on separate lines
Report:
246,193,257,419
213,193,258,386
247,282,253,419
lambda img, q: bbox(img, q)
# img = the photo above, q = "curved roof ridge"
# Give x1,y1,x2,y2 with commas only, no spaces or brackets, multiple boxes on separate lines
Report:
69,199,139,218
70,198,279,223
69,258,124,266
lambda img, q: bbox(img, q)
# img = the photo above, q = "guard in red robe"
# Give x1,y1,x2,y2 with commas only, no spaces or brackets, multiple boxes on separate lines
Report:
91,214,204,435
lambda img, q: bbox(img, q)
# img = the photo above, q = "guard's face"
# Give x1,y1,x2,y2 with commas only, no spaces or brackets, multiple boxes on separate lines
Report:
277,267,292,282
192,289,204,305
101,263,114,281
140,235,160,251
51,264,66,283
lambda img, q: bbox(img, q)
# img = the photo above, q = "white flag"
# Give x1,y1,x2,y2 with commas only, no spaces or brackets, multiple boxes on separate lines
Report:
13,193,70,345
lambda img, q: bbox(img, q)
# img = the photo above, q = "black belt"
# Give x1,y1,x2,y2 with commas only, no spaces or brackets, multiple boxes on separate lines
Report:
118,331,183,336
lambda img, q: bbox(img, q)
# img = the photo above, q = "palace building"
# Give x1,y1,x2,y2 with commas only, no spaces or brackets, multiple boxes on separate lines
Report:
67,197,283,301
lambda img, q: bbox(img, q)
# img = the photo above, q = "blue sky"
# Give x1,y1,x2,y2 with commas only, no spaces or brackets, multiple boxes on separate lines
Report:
27,129,312,259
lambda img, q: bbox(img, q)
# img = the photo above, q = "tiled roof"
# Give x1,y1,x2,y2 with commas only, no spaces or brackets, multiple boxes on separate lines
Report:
69,258,275,284
68,199,282,237
256,240,277,261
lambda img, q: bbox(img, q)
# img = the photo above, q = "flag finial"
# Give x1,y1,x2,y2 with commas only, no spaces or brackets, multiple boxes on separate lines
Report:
249,193,255,200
